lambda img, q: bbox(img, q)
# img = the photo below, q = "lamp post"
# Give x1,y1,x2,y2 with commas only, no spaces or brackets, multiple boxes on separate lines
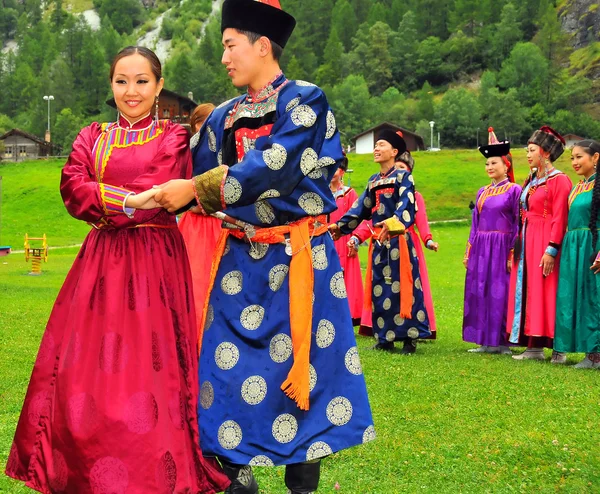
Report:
429,121,435,150
43,95,54,142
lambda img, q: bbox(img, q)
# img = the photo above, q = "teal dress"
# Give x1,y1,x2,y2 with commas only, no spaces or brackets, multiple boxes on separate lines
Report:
554,174,600,353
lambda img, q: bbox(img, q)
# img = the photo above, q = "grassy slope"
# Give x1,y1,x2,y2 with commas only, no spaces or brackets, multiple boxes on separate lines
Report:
1,228,599,493
0,150,578,249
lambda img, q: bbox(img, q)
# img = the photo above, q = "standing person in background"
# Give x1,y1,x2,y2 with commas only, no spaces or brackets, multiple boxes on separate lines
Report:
5,46,229,494
348,151,439,339
331,130,431,354
178,102,221,332
463,128,521,354
554,140,600,368
329,153,364,325
507,126,572,362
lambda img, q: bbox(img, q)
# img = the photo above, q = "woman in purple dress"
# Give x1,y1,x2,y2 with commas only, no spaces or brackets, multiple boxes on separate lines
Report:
463,129,521,353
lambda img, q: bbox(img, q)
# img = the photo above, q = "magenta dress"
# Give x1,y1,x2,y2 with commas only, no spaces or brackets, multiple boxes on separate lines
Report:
5,115,229,494
329,185,364,324
463,179,521,347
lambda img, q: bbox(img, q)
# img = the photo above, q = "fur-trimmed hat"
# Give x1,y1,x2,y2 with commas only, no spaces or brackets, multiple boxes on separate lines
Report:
221,0,296,49
397,151,415,170
376,129,407,155
528,125,565,162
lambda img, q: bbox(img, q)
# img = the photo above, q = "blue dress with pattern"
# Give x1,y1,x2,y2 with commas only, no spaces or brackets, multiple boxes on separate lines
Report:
190,74,374,466
337,168,431,344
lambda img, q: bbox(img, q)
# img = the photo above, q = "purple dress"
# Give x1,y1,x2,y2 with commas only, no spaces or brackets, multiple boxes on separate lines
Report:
463,179,522,347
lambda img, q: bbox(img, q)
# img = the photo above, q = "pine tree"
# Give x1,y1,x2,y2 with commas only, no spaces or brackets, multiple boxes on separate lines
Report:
331,0,358,51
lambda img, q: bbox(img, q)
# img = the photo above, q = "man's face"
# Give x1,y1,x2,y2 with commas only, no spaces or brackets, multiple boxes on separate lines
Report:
221,28,262,88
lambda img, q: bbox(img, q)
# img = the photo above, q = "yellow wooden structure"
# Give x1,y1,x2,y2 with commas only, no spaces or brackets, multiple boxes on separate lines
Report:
24,233,48,275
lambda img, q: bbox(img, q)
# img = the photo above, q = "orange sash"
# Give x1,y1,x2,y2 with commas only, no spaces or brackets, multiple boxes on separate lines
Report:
199,215,328,411
363,229,414,321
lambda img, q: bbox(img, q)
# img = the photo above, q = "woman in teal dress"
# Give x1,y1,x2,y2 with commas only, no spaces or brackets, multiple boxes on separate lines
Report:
554,139,600,368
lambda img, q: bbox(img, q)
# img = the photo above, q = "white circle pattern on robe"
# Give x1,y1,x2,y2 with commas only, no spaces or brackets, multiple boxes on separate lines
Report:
258,189,281,200
402,210,411,223
373,285,383,297
374,254,381,265
217,149,223,166
363,425,376,443
383,298,392,310
200,381,214,409
309,364,317,392
394,314,405,326
249,455,274,467
217,97,236,109
325,110,337,139
377,203,386,215
205,305,214,330
221,271,243,295
298,192,324,215
316,319,336,348
408,174,415,184
272,414,298,444
241,376,267,405
364,196,373,208
417,310,426,323
269,264,289,292
326,397,353,426
286,97,301,112
295,80,316,87
390,248,400,260
207,126,217,152
330,271,347,298
407,328,420,339
392,281,400,294
223,176,243,205
291,105,317,128
249,242,269,260
415,278,423,290
311,244,328,271
385,330,395,342
270,334,293,363
300,148,319,176
255,200,275,224
344,347,363,375
408,192,415,204
377,317,384,329
215,342,240,370
306,441,333,461
190,132,200,149
218,420,242,450
383,266,392,278
240,305,265,331
263,143,287,170
399,186,407,196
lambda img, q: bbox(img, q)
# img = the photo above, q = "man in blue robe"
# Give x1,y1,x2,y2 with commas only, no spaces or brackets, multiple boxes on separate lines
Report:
154,0,374,492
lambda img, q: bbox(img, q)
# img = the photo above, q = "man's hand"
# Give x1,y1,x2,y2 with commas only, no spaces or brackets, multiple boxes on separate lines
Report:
329,224,342,241
126,188,160,210
347,237,359,257
154,179,195,213
374,221,390,243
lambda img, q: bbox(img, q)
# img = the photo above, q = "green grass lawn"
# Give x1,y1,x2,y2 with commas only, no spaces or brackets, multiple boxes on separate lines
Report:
1,224,599,493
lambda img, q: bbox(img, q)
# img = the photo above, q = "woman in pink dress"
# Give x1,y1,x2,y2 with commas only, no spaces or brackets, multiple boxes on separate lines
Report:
328,154,364,324
507,126,572,362
177,103,223,332
5,46,229,493
350,151,438,338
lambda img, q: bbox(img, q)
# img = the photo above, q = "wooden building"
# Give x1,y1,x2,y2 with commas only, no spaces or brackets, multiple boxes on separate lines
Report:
353,122,426,154
0,129,53,162
106,88,197,126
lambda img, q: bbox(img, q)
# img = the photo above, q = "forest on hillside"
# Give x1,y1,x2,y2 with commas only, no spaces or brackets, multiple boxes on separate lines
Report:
0,0,599,152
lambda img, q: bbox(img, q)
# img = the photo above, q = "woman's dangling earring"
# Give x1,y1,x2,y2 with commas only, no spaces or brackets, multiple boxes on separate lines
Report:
154,96,159,123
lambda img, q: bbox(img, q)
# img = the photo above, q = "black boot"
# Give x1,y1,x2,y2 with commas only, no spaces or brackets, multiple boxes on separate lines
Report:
220,460,259,494
285,460,321,493
401,339,416,355
371,341,394,352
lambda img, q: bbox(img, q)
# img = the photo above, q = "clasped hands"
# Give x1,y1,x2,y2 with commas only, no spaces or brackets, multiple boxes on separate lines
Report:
329,221,392,244
125,179,197,213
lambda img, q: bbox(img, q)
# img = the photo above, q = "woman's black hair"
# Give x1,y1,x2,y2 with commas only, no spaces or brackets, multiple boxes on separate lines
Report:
576,140,600,260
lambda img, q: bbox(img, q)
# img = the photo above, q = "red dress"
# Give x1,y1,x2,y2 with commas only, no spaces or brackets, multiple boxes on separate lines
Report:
506,171,572,346
329,185,364,323
5,115,229,494
353,191,437,337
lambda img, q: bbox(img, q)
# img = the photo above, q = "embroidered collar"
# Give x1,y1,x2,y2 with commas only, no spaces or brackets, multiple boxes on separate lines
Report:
118,113,154,130
584,173,597,184
491,178,510,188
332,185,351,199
247,72,285,103
379,165,396,179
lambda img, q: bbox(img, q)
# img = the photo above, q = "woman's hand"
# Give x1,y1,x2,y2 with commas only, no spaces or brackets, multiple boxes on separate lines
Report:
507,260,512,274
126,188,160,210
591,260,600,275
540,253,555,277
429,241,439,252
347,237,359,257
374,221,390,243
463,258,468,269
328,224,342,241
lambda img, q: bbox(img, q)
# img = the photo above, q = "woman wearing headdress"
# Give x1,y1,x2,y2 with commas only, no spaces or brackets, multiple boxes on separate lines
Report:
329,153,364,325
178,102,222,333
554,140,600,368
463,128,521,354
507,126,572,362
5,46,229,493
